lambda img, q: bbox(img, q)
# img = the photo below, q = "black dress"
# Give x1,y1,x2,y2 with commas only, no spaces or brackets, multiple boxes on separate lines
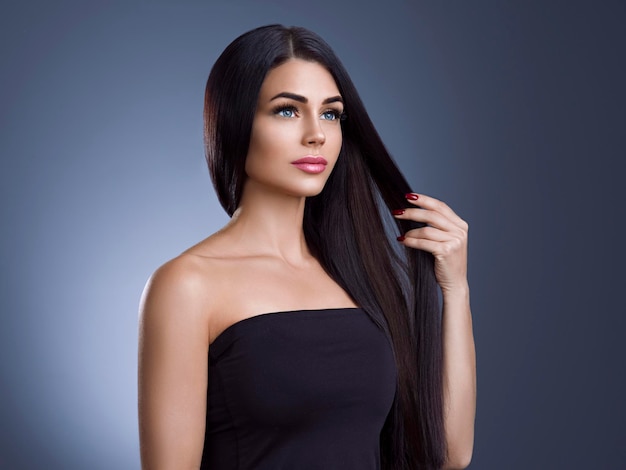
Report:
201,307,397,470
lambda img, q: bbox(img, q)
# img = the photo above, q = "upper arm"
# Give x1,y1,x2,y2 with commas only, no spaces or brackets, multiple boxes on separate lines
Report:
138,257,212,470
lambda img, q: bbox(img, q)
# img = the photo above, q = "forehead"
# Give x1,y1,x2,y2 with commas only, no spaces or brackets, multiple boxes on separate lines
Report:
258,59,340,100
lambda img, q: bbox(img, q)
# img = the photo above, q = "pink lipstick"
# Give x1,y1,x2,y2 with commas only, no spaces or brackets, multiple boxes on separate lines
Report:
291,155,328,174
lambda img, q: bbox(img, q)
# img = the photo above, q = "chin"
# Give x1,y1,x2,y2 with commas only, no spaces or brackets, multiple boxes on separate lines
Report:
245,173,332,199
286,185,327,198
296,178,332,197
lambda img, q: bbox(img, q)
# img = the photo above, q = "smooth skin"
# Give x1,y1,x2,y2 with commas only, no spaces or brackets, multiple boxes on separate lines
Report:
138,58,475,469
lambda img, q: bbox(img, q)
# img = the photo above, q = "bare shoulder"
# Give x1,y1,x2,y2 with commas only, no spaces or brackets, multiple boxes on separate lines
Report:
140,255,211,321
138,235,235,335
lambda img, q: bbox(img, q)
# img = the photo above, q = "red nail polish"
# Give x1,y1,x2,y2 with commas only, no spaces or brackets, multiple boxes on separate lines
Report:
405,193,419,201
397,235,406,241
392,209,405,215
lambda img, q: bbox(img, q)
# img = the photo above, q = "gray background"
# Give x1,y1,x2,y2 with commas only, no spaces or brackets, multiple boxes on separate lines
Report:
1,0,624,468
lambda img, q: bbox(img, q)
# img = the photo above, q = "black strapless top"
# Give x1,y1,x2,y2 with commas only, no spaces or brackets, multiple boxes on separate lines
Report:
200,308,397,470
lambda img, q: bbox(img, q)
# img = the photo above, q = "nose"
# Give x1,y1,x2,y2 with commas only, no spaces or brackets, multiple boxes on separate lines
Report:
302,117,326,148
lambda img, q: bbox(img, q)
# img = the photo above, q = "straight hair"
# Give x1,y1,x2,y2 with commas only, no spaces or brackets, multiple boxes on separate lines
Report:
204,24,445,469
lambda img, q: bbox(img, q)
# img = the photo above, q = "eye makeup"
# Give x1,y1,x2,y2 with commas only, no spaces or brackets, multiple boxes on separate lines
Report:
270,103,345,121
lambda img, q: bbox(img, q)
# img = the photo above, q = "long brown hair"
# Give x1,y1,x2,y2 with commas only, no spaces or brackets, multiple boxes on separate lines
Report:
204,25,445,469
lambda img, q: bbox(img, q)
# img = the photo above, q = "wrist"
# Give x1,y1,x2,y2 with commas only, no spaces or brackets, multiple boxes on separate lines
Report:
441,281,470,302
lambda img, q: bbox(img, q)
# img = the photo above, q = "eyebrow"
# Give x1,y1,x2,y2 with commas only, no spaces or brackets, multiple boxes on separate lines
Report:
269,92,343,105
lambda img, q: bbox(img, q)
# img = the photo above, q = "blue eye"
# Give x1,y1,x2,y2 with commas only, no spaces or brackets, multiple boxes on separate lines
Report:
321,109,343,121
274,106,297,118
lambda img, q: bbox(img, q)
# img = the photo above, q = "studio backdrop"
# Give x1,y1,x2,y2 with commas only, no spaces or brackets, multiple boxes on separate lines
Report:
1,1,624,469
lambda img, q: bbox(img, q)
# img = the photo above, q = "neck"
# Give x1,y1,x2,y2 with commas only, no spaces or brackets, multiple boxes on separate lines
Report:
221,180,311,264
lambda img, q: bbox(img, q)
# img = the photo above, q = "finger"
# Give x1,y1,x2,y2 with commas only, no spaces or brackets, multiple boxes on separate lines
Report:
404,193,468,231
396,236,441,254
403,226,451,242
393,207,459,233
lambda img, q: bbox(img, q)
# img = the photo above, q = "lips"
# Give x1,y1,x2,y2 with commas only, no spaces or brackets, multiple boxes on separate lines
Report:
291,156,328,165
291,155,328,174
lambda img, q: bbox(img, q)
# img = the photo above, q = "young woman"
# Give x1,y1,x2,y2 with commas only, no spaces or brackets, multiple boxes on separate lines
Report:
138,25,475,470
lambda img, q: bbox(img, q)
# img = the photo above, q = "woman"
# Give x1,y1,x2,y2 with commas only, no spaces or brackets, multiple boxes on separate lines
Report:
138,25,475,470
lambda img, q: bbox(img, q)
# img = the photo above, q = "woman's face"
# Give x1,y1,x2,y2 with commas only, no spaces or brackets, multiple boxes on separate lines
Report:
244,58,344,198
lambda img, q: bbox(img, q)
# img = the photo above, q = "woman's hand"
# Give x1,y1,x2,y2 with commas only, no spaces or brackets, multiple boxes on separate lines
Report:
393,193,469,295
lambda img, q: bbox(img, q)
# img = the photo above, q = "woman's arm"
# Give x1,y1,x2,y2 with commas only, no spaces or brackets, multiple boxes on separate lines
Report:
395,193,476,469
138,257,212,469
440,283,476,469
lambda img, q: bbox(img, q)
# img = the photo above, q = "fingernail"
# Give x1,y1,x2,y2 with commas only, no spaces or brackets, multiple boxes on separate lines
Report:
392,209,405,216
397,235,406,241
405,193,419,201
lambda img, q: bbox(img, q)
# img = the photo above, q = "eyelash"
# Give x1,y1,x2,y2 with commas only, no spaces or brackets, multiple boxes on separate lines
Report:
271,104,346,121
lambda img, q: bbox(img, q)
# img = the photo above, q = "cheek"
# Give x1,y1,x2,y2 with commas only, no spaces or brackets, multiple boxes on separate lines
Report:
246,125,270,168
247,122,290,160
245,124,286,178
326,126,343,157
